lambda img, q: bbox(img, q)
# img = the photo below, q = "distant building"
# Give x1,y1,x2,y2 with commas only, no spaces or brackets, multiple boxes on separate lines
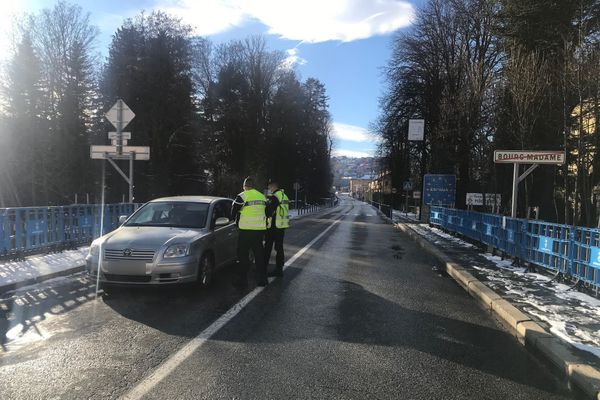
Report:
349,176,374,199
369,170,392,195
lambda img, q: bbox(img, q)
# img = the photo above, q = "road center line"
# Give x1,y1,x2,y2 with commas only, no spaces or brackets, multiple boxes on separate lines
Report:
122,212,344,400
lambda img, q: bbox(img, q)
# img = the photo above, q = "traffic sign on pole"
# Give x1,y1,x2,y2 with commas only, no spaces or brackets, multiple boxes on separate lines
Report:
90,145,150,160
91,100,147,203
105,100,135,130
493,150,565,165
108,131,131,140
408,119,425,141
494,149,564,218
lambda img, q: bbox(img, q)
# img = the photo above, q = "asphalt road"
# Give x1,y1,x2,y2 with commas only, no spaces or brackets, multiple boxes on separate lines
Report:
0,197,583,399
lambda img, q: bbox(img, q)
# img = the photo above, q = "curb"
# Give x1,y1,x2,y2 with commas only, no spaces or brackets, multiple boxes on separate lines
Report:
0,265,85,296
393,220,600,400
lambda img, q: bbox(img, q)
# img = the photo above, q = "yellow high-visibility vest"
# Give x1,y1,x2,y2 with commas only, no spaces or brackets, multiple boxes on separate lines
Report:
269,190,289,229
239,189,267,231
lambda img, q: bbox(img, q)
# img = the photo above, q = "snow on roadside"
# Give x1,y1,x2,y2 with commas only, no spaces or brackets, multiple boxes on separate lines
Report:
406,223,475,249
477,251,600,361
392,210,419,222
0,247,89,288
399,221,600,362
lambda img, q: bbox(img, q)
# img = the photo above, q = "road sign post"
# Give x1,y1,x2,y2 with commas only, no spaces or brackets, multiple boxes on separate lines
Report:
90,99,149,203
494,150,565,218
293,182,300,210
407,119,426,219
402,181,412,215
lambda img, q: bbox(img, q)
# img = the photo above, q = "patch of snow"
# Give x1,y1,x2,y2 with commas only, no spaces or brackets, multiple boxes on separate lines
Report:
0,247,89,288
402,221,600,362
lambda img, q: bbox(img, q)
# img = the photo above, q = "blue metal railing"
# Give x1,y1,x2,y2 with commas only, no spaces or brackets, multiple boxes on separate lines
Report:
0,203,139,259
430,207,600,290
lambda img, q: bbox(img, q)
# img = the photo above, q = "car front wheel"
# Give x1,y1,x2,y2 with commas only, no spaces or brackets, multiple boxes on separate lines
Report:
197,253,214,288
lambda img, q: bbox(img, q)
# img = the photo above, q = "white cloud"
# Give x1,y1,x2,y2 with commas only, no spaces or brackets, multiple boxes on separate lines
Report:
332,122,378,142
152,0,414,42
244,0,414,43
282,48,307,69
154,0,247,36
332,149,372,158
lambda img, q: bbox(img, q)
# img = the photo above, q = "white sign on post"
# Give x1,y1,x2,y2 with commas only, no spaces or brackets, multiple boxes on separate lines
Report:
105,100,135,129
493,150,565,165
108,131,131,140
485,194,501,207
408,119,425,141
90,145,150,160
466,193,484,206
412,191,421,199
466,193,502,206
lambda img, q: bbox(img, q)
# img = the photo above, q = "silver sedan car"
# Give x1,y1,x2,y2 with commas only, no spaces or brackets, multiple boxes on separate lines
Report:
86,196,238,286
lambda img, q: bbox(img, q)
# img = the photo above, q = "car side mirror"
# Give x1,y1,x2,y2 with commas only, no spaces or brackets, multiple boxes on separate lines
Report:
119,215,128,225
215,217,230,227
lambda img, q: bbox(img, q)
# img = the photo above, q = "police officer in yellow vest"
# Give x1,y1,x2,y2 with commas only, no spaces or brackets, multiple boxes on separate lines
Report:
265,179,289,277
231,177,268,288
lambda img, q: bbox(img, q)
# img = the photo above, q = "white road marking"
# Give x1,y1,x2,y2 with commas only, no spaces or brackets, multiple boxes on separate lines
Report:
122,214,343,400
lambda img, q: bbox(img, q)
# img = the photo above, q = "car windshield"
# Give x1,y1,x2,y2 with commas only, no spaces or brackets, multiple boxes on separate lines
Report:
125,202,209,228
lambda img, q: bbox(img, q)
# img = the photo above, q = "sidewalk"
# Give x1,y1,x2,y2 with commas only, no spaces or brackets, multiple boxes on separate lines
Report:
0,248,89,296
390,211,600,397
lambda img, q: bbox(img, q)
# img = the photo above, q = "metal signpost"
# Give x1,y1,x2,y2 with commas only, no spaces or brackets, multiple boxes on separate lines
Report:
494,150,565,218
408,119,426,218
402,181,412,214
90,99,150,202
293,182,300,210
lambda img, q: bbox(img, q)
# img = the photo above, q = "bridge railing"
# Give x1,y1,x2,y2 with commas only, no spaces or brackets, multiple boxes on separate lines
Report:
429,207,600,290
0,203,139,259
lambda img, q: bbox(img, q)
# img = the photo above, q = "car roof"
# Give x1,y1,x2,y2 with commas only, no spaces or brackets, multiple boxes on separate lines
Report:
148,196,231,204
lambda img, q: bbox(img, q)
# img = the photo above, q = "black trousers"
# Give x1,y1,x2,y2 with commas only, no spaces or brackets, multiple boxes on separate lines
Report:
265,228,285,271
237,230,266,283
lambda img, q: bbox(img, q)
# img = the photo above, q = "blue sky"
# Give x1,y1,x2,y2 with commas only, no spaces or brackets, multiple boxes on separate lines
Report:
1,0,424,157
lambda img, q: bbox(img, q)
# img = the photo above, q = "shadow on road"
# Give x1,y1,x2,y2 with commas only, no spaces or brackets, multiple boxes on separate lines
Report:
0,274,97,350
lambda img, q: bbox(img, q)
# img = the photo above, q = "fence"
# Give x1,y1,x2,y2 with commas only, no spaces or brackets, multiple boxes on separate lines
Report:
368,200,393,220
429,207,600,291
0,203,139,259
295,197,339,216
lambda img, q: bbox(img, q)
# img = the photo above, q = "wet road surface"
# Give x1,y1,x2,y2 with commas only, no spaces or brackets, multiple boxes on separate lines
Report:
0,197,583,399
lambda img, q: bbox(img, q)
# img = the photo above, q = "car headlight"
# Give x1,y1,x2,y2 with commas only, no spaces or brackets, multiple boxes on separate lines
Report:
163,244,189,258
89,244,99,257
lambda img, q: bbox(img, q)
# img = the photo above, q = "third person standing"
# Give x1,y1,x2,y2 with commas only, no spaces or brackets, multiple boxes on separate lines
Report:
265,179,289,277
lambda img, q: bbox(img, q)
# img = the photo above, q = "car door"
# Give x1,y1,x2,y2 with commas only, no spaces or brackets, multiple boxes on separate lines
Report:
211,200,237,267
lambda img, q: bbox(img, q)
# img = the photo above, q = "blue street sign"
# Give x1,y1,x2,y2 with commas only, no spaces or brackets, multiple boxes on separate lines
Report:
423,174,456,206
538,236,554,254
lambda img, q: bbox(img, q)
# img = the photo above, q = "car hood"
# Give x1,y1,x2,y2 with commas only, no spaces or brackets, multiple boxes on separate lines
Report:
100,226,207,250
